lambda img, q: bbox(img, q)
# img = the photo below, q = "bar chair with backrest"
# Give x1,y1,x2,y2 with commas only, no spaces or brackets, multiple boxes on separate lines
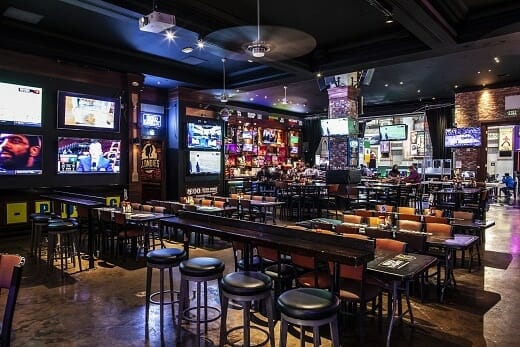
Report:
0,254,25,347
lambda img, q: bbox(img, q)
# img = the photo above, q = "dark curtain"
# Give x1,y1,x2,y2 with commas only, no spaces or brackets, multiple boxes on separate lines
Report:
303,118,322,165
426,106,453,159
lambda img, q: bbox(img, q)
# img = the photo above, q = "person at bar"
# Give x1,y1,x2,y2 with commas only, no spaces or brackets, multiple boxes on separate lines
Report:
388,164,401,178
403,164,421,183
501,173,514,199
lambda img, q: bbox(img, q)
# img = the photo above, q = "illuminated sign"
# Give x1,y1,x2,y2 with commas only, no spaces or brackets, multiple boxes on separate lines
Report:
142,112,162,128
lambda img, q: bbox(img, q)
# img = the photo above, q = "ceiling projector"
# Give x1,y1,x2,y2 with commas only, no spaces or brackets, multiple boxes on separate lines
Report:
139,11,175,33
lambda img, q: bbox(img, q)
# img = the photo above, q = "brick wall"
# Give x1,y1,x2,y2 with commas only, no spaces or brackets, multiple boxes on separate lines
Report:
454,85,520,172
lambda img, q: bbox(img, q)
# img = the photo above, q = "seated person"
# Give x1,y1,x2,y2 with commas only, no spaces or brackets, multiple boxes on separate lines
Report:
360,164,373,177
387,164,401,178
403,164,421,183
501,173,515,198
256,165,271,181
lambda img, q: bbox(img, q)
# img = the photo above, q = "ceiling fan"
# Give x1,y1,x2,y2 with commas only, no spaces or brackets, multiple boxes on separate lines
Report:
203,0,316,62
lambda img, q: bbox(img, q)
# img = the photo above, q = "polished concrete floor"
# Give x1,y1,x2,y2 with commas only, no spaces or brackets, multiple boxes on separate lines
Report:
1,202,520,347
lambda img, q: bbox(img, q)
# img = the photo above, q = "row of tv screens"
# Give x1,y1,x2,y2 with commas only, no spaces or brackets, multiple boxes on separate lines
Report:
444,127,481,147
0,81,122,132
0,134,120,176
0,133,224,177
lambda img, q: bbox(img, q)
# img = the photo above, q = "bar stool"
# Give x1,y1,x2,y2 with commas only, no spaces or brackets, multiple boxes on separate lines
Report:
145,247,186,336
30,213,60,262
177,257,225,345
277,287,341,347
47,220,82,277
219,271,275,347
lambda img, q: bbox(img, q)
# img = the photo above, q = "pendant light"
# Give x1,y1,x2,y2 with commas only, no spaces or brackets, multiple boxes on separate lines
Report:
220,58,228,103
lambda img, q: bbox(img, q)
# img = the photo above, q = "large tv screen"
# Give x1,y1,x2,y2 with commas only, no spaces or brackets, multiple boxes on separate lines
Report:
0,133,43,175
188,151,221,175
187,121,222,150
320,117,358,136
57,91,120,132
262,128,278,144
57,137,121,174
379,124,408,141
444,127,481,147
0,82,42,127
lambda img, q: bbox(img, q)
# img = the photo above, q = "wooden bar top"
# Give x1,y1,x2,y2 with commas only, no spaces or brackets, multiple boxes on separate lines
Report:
161,211,374,266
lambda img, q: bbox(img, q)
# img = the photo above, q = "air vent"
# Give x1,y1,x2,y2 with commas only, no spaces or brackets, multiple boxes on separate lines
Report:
181,56,206,65
3,7,43,24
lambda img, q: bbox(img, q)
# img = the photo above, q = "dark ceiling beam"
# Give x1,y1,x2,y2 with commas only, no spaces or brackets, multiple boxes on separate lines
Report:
0,18,220,88
386,0,457,48
458,2,520,42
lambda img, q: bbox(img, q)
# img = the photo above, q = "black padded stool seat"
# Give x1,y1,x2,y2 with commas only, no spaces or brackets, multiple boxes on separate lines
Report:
277,287,340,320
219,271,275,347
47,220,76,230
146,247,186,265
277,288,341,347
145,247,186,337
179,256,225,277
220,271,271,296
177,257,225,347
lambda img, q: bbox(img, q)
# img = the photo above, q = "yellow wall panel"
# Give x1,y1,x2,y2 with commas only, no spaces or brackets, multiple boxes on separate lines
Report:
6,202,27,224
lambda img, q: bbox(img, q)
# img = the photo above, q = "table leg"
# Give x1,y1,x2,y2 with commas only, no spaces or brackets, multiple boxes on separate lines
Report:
87,209,95,269
386,281,398,347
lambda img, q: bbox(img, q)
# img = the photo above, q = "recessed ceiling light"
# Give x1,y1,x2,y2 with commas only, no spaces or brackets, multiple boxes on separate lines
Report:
316,73,322,77
477,71,481,74
384,83,389,87
432,97,436,100
482,83,486,87
157,81,161,85
417,89,421,93
488,69,492,72
165,30,176,40
249,97,254,101
385,16,394,24
247,59,253,63
181,47,193,53
454,85,459,89
494,57,500,63
264,95,267,99
399,81,403,85
235,89,240,93
197,39,204,48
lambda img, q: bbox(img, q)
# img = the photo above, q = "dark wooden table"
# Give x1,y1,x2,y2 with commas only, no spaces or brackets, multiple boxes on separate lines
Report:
160,211,375,267
367,250,437,347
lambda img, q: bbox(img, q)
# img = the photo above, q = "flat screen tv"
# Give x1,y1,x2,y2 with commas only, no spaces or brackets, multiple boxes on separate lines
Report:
320,117,358,136
242,143,253,152
0,133,43,175
57,137,121,174
0,81,42,127
187,121,222,150
379,124,408,141
444,127,481,147
262,129,278,144
225,143,239,154
57,91,120,132
188,150,221,175
141,112,162,128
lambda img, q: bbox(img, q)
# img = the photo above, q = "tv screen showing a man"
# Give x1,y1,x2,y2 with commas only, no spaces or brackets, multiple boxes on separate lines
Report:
0,133,42,174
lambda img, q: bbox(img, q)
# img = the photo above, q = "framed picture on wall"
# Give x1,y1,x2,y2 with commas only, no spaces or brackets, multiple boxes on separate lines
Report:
499,127,513,157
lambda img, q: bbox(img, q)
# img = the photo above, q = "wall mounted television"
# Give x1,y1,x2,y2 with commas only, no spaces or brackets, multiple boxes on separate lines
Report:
379,124,408,141
444,127,481,147
187,150,221,175
57,91,120,132
0,81,42,127
186,120,222,150
262,128,278,144
57,137,120,174
0,133,43,175
141,112,162,128
320,117,358,136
